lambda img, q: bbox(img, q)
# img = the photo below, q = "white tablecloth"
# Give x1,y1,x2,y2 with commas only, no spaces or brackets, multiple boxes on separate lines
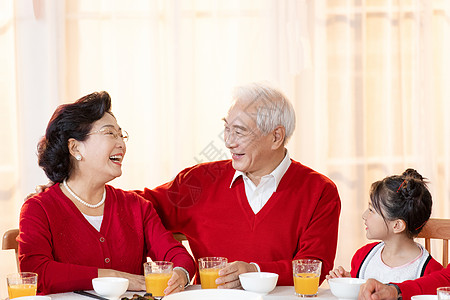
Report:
48,286,337,300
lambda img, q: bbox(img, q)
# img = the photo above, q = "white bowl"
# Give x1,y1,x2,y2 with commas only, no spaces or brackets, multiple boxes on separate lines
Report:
92,277,129,300
239,272,279,295
411,296,438,300
328,278,366,300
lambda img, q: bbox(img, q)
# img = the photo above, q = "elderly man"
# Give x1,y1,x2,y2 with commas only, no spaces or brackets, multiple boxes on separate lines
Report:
136,82,341,288
359,268,450,300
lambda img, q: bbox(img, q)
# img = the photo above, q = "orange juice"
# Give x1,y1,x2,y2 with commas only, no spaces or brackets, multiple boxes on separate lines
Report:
294,273,319,296
145,273,172,297
8,284,37,299
199,268,221,289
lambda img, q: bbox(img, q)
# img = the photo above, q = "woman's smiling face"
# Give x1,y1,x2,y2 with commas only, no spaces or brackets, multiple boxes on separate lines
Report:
76,112,127,183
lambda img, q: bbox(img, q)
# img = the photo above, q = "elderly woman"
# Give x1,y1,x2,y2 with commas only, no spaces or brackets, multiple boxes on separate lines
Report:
18,92,195,295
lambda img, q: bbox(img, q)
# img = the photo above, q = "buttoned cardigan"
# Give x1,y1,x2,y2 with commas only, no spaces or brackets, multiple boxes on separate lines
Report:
19,184,195,294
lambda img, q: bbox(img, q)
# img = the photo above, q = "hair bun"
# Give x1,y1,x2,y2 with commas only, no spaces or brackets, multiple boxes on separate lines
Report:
402,168,424,181
398,169,428,205
398,179,417,202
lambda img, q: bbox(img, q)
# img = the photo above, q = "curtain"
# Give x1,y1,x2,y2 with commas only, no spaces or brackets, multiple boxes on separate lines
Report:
0,0,449,295
319,0,450,266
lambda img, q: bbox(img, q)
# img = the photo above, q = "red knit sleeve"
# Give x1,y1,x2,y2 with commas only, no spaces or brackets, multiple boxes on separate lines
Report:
295,180,340,285
134,184,175,228
258,179,341,285
397,265,450,300
18,197,98,294
134,165,201,232
423,256,444,275
139,194,196,280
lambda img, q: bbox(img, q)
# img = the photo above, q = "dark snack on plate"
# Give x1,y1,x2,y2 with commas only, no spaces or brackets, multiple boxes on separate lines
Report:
121,293,155,300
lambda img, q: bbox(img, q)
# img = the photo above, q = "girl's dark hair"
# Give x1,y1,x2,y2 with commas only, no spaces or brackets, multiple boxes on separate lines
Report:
370,168,432,238
37,91,112,182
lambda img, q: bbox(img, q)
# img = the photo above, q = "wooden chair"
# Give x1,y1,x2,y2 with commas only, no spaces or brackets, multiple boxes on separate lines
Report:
2,228,19,270
173,232,188,242
417,218,450,266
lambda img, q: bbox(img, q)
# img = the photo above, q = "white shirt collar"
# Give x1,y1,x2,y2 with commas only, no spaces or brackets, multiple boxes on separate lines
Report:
230,150,291,189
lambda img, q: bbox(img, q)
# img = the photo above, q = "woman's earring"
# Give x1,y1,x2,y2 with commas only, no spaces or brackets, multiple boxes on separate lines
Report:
75,155,82,161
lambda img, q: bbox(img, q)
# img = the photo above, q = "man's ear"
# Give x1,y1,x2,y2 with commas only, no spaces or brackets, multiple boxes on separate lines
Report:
271,126,285,150
392,219,407,234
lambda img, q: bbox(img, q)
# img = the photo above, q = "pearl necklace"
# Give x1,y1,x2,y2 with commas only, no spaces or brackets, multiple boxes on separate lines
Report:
63,179,106,208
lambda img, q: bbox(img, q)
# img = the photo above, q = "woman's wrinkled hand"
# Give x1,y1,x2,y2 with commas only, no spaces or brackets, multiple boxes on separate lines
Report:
98,269,145,291
164,268,188,295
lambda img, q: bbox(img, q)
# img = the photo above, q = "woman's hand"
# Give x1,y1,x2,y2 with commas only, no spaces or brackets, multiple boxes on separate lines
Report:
326,266,350,280
164,268,188,295
98,269,145,291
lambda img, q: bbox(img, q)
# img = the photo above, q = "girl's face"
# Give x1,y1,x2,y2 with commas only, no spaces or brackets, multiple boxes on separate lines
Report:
362,202,392,240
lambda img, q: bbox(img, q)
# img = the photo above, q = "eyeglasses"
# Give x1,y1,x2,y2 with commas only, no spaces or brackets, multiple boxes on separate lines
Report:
87,127,129,142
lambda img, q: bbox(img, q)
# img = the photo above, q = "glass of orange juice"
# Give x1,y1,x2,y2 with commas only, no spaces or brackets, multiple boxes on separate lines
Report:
437,287,450,300
144,261,173,297
292,259,322,297
7,272,38,299
198,257,227,289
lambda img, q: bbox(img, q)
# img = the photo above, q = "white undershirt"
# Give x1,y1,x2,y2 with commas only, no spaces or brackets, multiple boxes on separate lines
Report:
360,242,430,283
82,213,103,232
230,150,291,214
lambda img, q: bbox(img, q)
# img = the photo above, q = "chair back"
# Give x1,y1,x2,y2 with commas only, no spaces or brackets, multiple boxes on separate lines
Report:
2,228,19,270
417,218,450,266
173,232,188,242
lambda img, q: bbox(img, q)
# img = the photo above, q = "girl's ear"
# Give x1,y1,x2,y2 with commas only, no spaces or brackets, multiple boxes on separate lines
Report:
392,219,407,234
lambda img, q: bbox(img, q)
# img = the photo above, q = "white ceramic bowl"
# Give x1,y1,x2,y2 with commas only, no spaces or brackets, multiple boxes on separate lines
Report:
92,277,129,300
411,296,438,300
239,272,279,295
328,278,366,300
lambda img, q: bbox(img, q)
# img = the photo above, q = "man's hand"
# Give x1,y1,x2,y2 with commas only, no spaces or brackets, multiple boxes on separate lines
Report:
358,279,398,300
25,181,54,199
215,261,258,289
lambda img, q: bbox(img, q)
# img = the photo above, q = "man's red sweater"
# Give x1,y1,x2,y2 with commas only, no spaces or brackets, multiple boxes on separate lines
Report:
397,265,450,300
136,159,341,285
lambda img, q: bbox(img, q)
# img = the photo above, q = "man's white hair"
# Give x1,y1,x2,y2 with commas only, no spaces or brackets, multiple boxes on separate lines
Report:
232,82,296,144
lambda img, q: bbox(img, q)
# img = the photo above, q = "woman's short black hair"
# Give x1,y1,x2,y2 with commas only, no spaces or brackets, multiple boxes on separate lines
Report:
37,91,112,182
370,168,432,238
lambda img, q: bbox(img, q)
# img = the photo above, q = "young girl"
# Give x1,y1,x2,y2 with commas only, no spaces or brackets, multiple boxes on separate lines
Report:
327,169,443,283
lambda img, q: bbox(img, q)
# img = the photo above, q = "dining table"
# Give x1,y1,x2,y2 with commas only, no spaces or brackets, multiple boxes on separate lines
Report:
48,285,338,300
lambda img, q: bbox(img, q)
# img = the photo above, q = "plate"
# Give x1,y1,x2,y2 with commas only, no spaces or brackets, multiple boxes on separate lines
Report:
164,289,264,300
14,296,51,300
411,296,438,300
